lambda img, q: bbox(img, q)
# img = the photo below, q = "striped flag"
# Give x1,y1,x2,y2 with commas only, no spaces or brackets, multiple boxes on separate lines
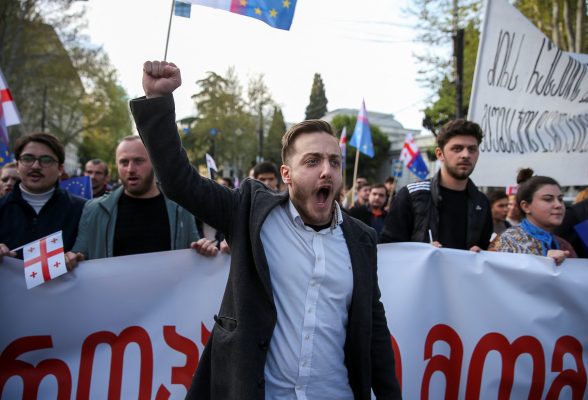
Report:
184,0,297,30
349,100,374,158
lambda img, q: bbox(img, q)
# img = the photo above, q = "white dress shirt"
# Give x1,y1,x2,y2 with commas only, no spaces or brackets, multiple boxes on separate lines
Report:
261,200,354,400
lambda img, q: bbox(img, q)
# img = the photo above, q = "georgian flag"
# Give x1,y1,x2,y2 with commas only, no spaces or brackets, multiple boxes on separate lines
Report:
400,133,429,180
0,67,22,144
23,231,67,289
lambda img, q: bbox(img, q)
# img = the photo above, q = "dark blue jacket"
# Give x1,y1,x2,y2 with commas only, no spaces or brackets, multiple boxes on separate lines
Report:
0,183,86,258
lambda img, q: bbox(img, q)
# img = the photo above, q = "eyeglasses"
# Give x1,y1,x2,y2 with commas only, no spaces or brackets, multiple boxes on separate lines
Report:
18,154,58,167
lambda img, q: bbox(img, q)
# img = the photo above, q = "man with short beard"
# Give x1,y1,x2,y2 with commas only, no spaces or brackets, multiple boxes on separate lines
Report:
67,136,200,260
380,119,492,251
0,133,86,263
128,61,401,400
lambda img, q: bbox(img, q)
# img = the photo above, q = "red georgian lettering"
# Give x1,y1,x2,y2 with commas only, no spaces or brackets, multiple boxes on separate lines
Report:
546,336,586,399
466,333,545,400
390,335,402,388
421,324,463,400
163,325,199,390
0,336,71,399
76,326,153,400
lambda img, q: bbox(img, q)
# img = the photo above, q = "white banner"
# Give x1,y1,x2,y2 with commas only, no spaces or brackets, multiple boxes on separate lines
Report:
1,244,587,399
468,0,588,187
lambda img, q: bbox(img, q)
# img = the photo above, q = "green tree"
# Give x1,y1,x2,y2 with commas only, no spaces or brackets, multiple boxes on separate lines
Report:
187,68,257,176
330,115,390,186
265,106,286,164
0,0,132,164
304,73,328,120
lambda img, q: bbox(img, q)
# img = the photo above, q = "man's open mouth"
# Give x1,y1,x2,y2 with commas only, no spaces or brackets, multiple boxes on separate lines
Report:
316,186,331,204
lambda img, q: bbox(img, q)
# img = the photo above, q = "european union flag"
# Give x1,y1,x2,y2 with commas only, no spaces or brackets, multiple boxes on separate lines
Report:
187,0,297,30
400,133,429,180
60,176,92,200
0,141,13,167
349,100,375,158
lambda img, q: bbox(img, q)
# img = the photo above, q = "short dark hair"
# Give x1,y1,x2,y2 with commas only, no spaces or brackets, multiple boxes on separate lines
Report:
436,119,483,149
253,161,278,179
281,119,337,163
86,158,109,176
384,176,395,185
515,168,560,208
486,190,508,206
15,132,65,164
370,183,386,192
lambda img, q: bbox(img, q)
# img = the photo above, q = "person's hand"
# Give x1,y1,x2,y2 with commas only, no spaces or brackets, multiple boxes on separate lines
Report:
431,241,442,248
142,61,182,98
0,243,16,263
64,252,85,271
469,245,482,253
191,238,219,257
219,239,231,254
547,249,570,266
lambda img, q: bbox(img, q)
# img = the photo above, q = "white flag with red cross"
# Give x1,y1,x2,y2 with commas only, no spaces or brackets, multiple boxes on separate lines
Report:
0,67,22,144
22,231,68,289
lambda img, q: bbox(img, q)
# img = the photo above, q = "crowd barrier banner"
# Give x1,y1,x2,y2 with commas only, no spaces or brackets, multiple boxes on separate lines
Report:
468,0,588,186
1,243,587,399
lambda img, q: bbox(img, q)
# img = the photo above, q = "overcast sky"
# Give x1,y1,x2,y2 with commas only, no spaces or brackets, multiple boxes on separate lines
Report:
80,0,435,131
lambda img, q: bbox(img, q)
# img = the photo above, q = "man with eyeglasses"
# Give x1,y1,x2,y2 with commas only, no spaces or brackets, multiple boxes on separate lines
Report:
0,133,86,263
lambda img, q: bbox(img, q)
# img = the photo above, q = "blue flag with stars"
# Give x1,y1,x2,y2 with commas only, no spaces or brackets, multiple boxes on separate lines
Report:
0,141,13,167
349,100,375,158
60,176,93,200
187,0,297,30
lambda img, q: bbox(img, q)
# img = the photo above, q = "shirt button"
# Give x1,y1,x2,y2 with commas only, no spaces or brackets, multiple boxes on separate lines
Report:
305,335,310,340
307,308,312,313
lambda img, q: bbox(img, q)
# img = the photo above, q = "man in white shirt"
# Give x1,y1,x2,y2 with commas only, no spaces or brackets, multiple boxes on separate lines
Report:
130,60,402,400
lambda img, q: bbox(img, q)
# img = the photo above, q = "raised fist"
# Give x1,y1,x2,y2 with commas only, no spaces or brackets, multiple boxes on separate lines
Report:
142,61,182,98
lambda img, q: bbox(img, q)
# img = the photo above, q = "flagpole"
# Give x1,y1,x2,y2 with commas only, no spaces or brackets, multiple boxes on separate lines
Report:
351,146,360,204
163,0,175,61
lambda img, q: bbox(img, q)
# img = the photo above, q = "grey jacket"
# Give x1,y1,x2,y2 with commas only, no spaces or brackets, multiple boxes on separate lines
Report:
130,94,402,400
71,185,199,259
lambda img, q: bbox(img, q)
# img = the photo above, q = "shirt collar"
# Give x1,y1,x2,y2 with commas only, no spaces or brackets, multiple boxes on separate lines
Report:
287,199,343,232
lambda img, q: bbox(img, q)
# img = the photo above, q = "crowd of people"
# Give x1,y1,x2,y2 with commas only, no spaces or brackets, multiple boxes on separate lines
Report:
0,59,586,399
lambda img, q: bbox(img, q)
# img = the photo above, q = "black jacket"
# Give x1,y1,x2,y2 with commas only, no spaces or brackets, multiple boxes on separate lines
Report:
379,171,493,250
0,183,86,257
130,94,402,400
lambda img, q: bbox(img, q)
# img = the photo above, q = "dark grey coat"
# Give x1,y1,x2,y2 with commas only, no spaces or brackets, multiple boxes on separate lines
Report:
130,94,402,400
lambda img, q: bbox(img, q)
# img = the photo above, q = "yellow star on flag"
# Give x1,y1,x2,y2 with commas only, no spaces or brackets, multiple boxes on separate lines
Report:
282,0,290,7
269,8,277,17
240,0,247,6
254,7,262,15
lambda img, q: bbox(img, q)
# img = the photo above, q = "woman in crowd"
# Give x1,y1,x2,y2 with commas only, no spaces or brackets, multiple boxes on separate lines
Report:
493,168,577,265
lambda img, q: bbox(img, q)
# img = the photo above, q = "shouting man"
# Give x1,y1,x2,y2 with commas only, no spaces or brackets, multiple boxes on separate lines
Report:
129,61,401,400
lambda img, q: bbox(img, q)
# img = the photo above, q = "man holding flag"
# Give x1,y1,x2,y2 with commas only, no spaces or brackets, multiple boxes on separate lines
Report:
0,133,86,264
380,119,493,251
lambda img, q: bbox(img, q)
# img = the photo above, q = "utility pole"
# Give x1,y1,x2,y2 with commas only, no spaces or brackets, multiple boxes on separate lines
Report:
453,0,464,119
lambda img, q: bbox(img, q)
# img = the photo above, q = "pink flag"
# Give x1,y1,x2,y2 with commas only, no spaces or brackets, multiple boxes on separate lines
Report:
0,68,21,144
23,231,68,289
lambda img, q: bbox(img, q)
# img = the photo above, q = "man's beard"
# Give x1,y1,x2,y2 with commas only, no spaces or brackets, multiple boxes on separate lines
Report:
125,169,155,197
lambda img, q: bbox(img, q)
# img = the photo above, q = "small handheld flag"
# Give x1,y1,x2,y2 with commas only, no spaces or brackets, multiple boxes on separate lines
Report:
60,176,93,200
349,100,374,158
185,0,297,30
400,133,429,180
22,231,68,289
